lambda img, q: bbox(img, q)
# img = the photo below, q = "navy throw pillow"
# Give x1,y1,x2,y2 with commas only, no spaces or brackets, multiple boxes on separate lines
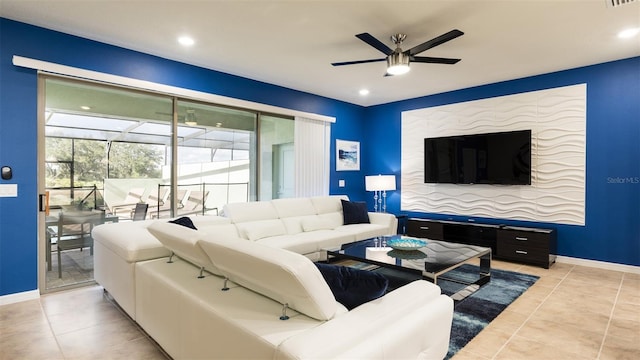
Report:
315,263,388,310
341,199,370,225
169,216,197,230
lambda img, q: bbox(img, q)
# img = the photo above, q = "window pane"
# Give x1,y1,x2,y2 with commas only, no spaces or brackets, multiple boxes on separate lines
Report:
109,142,165,179
176,100,257,211
259,114,294,200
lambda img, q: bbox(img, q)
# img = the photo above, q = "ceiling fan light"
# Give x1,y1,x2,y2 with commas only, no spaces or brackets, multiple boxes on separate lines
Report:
387,52,410,75
387,64,410,75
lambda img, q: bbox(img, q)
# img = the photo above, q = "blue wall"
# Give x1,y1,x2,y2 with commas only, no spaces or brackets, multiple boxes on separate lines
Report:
363,57,640,267
0,18,366,296
1,17,638,297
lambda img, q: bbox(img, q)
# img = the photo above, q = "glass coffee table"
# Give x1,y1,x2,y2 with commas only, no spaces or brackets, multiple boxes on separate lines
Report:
325,235,491,300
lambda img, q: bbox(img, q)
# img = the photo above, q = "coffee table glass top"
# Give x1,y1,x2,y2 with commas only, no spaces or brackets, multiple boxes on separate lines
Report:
326,235,491,278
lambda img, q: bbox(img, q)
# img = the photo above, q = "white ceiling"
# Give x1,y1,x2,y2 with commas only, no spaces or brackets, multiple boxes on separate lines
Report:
1,0,639,106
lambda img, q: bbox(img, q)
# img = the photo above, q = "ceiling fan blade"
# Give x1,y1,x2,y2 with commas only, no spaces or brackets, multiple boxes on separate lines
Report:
408,29,464,56
411,56,461,64
331,58,386,66
356,33,394,55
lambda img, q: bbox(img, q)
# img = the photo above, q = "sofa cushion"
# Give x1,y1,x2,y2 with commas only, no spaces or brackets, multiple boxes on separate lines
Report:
255,234,321,255
169,216,197,230
311,195,348,214
92,220,171,263
197,235,338,321
281,215,337,235
341,200,370,225
189,216,233,228
200,224,240,240
334,223,390,241
256,230,355,256
318,212,344,229
223,201,279,223
236,219,287,241
271,198,317,218
147,222,222,276
314,263,388,310
301,216,335,232
280,217,305,235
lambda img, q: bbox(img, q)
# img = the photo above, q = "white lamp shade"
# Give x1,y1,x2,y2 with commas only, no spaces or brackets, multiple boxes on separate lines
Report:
365,175,396,191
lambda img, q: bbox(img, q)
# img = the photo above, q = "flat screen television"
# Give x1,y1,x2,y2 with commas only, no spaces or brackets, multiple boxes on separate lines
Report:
424,130,531,185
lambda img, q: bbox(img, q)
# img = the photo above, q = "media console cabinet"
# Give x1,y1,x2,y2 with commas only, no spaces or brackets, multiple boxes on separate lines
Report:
406,218,557,268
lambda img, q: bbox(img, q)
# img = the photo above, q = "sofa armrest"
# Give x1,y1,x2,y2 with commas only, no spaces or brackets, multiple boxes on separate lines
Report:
276,280,453,360
367,212,398,235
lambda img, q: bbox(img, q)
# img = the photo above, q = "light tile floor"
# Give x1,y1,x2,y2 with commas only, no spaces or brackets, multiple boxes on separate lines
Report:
453,260,640,360
1,260,638,359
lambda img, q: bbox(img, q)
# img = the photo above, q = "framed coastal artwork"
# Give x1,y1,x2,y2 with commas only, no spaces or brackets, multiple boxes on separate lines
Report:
336,139,360,171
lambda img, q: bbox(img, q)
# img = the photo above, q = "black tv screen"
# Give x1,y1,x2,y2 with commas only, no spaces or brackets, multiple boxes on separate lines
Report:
424,130,531,185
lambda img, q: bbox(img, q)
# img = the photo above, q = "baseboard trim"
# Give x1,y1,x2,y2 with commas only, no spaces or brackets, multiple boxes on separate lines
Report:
556,256,640,274
0,289,40,306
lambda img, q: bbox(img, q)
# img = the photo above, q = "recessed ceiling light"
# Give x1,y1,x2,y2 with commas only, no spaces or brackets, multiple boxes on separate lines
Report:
359,89,370,96
80,105,91,110
178,36,195,46
618,27,640,39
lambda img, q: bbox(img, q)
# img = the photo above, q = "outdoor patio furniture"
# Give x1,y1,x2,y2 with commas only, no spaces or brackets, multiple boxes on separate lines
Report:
177,190,210,216
53,210,105,278
110,187,146,216
132,203,149,221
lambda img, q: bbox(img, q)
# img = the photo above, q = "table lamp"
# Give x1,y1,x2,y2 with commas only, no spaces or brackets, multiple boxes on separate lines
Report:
365,174,396,212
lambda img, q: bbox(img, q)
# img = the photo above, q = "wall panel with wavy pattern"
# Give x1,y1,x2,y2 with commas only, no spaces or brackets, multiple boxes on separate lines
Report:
401,84,586,225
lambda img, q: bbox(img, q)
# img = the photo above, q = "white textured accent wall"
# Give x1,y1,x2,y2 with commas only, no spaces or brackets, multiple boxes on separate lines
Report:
401,84,586,225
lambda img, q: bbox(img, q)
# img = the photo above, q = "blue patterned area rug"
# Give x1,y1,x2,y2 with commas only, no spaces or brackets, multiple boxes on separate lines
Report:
344,262,539,360
436,264,539,359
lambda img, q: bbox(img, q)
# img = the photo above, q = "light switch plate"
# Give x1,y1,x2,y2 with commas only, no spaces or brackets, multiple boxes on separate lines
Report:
0,184,18,197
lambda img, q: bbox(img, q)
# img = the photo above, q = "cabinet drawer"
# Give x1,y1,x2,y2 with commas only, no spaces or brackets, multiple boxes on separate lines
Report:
498,242,549,263
497,229,550,249
406,220,444,240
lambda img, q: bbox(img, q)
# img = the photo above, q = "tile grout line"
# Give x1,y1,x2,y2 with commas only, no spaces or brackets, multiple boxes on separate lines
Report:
595,273,624,360
39,297,68,359
491,264,574,360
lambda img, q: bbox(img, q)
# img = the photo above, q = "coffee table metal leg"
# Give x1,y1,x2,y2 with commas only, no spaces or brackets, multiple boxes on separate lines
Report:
476,251,491,286
439,251,492,300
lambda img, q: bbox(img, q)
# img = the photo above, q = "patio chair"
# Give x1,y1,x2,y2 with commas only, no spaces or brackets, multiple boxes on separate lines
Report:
132,203,149,221
150,189,188,219
146,187,170,208
54,209,105,278
178,190,210,216
110,187,146,216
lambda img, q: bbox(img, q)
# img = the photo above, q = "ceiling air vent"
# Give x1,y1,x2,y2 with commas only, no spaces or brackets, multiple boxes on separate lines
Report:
606,0,636,7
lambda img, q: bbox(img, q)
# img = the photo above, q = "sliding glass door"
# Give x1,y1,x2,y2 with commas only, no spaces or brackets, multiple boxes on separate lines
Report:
42,77,173,290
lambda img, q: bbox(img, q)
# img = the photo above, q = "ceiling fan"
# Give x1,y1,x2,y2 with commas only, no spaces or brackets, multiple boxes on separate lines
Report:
332,29,464,76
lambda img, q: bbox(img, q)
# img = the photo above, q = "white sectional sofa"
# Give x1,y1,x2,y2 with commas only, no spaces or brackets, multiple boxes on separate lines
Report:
223,196,398,261
93,196,454,359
